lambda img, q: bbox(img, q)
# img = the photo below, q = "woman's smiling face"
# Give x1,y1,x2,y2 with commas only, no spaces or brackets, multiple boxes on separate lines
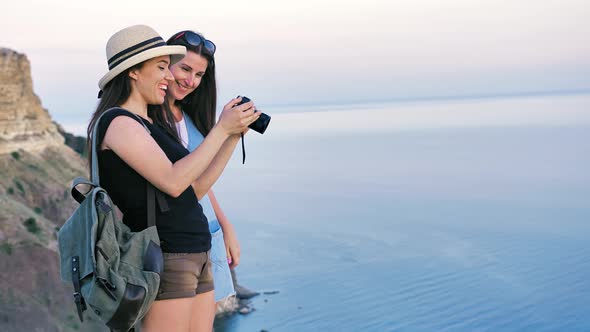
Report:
168,50,209,101
129,55,173,105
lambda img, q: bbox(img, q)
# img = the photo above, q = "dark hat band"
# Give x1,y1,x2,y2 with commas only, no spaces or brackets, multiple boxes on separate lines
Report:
108,36,166,70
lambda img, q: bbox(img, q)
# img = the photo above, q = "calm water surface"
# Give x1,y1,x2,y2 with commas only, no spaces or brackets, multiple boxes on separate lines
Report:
212,95,590,331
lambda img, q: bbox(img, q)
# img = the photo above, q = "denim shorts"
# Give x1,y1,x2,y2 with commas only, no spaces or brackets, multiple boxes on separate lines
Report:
209,219,236,302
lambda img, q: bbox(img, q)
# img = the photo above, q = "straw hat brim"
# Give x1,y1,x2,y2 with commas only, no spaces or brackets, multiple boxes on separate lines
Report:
99,45,186,90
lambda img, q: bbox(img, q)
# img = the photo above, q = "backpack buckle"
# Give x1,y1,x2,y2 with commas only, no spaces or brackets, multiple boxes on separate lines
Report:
73,291,87,321
71,256,87,322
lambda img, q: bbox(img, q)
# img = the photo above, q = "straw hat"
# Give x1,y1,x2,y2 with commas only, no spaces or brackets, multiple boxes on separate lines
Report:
98,25,186,90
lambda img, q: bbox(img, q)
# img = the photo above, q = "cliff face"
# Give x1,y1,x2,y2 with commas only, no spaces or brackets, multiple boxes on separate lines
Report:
0,48,103,332
0,48,64,154
0,48,84,246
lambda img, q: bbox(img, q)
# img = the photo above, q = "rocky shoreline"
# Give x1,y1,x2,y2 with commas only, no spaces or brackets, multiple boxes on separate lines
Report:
216,268,262,316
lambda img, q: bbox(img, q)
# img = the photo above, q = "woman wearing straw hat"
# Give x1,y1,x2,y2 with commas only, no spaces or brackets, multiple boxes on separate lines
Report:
87,25,260,331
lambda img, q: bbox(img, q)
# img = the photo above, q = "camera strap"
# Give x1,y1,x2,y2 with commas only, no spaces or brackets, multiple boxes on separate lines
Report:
241,132,246,164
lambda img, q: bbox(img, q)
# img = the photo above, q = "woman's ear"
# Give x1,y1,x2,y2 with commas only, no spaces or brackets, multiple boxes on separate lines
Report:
129,69,139,81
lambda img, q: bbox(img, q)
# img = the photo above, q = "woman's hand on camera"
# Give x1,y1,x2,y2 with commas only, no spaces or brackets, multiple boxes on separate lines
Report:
217,97,261,136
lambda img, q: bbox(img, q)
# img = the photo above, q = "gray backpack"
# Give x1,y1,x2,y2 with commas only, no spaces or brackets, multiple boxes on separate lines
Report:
58,108,166,332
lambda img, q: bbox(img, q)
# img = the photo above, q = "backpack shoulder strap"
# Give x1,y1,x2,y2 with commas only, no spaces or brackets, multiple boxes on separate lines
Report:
70,177,97,204
147,184,156,228
146,184,170,228
90,107,151,185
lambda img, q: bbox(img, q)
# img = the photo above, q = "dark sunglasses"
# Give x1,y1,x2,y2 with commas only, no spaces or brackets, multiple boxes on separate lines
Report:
170,31,216,56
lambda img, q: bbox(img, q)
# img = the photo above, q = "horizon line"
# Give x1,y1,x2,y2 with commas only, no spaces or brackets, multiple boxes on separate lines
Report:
265,88,590,110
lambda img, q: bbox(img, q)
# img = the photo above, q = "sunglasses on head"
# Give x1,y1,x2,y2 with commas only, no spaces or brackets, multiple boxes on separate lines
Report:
170,31,216,56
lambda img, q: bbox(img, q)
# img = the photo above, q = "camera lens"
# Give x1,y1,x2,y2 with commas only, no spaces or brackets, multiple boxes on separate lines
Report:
250,112,271,134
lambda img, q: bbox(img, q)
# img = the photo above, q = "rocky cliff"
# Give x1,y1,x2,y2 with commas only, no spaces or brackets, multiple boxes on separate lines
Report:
0,48,101,332
0,48,65,154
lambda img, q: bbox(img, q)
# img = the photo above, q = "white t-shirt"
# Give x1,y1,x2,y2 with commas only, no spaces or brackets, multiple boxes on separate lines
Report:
175,116,189,149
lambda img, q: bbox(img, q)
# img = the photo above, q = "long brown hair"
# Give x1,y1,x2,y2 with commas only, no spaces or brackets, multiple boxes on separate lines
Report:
87,67,136,170
164,30,217,137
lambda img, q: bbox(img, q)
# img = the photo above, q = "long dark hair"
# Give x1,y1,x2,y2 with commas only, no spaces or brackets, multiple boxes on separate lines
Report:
148,100,180,142
86,67,135,170
165,30,217,137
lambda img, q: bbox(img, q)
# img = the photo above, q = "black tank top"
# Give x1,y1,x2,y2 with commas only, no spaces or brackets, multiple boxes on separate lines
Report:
96,108,211,253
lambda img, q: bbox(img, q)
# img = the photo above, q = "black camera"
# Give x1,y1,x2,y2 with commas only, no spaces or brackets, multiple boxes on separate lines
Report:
236,96,271,134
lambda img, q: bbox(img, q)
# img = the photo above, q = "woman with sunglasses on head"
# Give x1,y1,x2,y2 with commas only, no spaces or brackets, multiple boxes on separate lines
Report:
88,25,260,332
157,30,250,321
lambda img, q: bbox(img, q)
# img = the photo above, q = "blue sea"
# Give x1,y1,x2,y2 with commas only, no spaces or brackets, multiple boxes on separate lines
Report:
210,94,590,332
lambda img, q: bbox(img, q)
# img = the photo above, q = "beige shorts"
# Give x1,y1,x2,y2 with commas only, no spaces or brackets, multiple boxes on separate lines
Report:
156,251,214,300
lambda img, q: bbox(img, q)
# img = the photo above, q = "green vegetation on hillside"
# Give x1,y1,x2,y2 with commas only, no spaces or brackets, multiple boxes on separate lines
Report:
0,242,12,255
23,217,40,234
14,179,25,194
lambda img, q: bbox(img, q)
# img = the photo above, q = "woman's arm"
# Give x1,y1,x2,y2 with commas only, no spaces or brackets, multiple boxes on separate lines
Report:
102,102,259,197
191,99,256,199
209,189,240,268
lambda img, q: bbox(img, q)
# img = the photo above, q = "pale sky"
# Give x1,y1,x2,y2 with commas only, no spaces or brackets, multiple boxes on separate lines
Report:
1,0,589,132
